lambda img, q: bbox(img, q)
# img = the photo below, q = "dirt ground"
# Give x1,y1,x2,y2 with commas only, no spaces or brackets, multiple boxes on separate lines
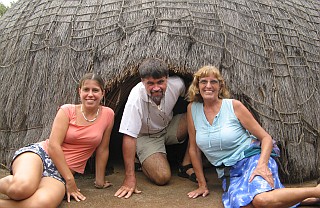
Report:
0,162,319,208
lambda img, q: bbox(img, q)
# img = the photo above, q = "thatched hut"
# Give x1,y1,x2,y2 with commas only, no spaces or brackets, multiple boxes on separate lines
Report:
0,0,319,183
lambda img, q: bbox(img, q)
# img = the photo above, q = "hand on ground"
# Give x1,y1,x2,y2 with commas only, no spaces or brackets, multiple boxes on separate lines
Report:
187,187,209,198
114,177,141,199
66,180,86,202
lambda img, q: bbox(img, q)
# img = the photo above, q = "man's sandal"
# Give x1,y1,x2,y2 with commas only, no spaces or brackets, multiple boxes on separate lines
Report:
178,164,197,183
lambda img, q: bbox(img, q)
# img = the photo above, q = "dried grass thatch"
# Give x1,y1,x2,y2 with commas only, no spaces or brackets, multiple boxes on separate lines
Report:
0,0,319,183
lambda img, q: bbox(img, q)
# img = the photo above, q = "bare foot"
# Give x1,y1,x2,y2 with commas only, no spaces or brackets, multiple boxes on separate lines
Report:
301,198,320,206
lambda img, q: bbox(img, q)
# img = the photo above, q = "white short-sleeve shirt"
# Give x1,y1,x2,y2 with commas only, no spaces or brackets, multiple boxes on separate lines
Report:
119,76,185,138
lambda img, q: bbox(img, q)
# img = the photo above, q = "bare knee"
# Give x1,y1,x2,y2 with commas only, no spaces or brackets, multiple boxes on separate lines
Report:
151,171,171,186
252,194,271,208
7,179,37,200
142,153,171,185
143,167,171,186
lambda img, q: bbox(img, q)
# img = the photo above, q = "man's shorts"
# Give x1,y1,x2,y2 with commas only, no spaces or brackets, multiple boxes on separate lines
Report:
10,143,65,184
136,114,185,163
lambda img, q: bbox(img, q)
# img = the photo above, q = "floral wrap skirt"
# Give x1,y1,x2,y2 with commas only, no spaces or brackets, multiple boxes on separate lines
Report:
221,154,299,208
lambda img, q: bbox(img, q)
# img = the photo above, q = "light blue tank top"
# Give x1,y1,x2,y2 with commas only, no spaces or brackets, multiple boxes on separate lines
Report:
191,99,252,176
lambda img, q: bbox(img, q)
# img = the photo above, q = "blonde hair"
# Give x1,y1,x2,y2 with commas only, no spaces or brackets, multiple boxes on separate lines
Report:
187,66,230,102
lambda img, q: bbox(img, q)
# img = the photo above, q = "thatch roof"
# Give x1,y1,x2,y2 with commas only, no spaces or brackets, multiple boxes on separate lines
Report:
0,0,319,183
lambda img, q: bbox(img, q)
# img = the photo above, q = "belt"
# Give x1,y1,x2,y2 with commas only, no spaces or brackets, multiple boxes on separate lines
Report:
214,164,231,192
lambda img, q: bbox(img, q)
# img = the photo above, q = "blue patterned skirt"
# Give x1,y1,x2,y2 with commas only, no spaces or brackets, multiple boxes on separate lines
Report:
221,154,299,208
10,143,65,184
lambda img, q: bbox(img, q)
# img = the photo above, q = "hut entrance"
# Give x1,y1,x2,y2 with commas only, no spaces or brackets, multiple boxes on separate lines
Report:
85,72,192,174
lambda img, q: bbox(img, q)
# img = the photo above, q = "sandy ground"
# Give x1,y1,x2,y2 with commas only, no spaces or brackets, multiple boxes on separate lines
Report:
0,162,319,208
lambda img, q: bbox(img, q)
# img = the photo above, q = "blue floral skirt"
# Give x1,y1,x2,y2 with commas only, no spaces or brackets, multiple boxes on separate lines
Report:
221,154,299,208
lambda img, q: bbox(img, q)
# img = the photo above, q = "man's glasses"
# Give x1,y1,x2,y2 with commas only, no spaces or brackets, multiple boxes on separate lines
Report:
199,79,219,85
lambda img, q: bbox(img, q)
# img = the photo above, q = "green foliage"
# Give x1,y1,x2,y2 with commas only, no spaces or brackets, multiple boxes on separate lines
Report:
0,2,8,17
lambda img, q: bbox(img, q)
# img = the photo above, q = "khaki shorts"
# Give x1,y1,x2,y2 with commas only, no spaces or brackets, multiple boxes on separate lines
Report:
136,114,185,163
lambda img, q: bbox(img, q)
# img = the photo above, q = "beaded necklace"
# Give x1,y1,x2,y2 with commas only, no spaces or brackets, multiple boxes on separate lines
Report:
81,104,99,122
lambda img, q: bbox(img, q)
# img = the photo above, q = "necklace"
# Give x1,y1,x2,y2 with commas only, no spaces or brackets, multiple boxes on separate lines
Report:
81,105,99,122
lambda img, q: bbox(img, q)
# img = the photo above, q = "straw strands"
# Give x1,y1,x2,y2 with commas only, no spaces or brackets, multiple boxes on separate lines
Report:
0,0,319,183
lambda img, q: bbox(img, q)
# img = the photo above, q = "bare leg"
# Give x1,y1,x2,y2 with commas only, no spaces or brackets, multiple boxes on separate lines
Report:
0,177,65,208
242,204,254,208
141,152,171,185
181,141,194,177
0,152,43,200
176,114,194,176
0,175,13,196
251,184,320,208
176,114,188,143
301,197,320,206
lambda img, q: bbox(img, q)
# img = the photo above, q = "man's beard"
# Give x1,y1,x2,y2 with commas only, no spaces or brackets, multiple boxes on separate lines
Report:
150,90,164,104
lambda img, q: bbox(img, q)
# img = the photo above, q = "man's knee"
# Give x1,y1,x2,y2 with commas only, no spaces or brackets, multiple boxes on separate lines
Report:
151,171,171,186
142,154,171,185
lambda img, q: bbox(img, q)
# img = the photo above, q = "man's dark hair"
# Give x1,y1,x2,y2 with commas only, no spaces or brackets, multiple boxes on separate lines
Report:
138,58,169,79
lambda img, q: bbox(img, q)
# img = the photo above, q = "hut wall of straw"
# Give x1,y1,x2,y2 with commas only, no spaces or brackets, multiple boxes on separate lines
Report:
0,0,319,183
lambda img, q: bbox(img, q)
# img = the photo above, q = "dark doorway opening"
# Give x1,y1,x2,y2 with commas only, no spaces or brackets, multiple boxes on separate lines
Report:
85,71,193,175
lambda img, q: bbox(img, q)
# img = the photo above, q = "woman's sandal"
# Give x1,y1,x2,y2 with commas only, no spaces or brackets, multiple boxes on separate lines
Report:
178,164,197,183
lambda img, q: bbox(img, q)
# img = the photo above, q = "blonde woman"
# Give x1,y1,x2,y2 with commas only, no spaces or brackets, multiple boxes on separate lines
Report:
186,65,320,207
